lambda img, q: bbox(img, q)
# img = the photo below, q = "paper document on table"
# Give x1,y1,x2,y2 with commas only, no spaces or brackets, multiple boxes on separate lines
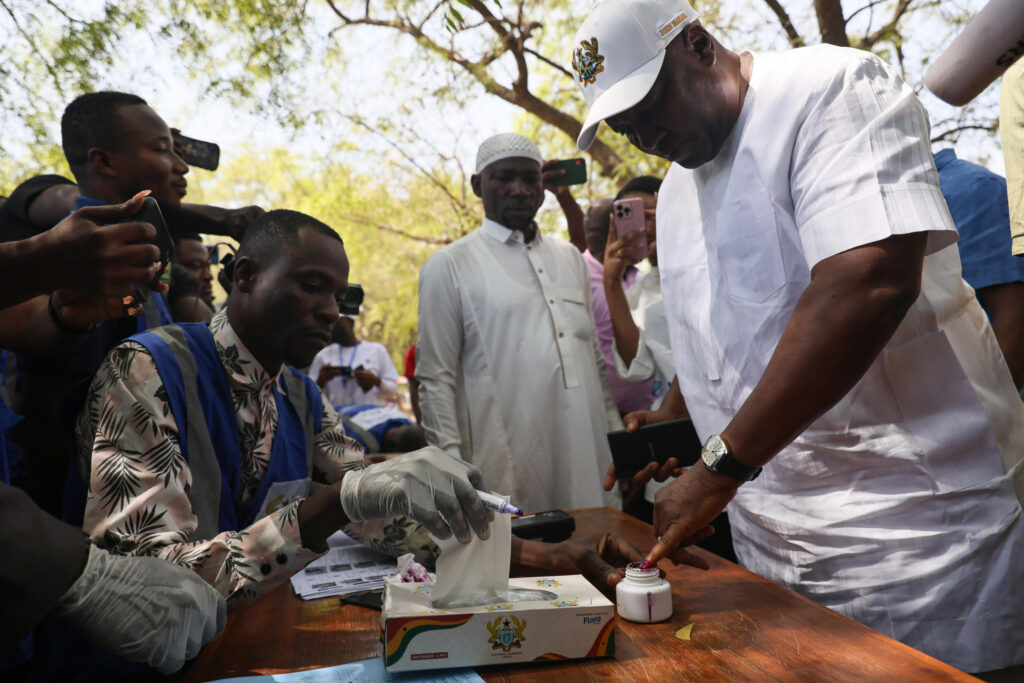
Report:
208,656,483,682
289,531,397,600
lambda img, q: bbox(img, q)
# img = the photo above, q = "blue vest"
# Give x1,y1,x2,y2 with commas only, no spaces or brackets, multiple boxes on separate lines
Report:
131,323,321,533
0,353,31,671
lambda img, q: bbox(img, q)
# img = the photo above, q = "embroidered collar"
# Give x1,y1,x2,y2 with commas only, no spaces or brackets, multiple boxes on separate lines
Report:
209,310,280,393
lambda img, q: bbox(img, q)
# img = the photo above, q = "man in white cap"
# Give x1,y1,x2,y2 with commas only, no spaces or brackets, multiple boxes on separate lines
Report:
416,133,621,514
570,0,1024,675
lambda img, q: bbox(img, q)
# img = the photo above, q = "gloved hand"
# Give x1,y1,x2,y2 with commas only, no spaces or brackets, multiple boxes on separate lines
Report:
56,544,226,674
340,445,493,543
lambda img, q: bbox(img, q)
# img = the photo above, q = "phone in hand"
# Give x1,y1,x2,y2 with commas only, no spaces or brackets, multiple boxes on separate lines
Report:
607,418,702,480
545,158,587,186
131,197,174,289
612,196,648,261
172,131,220,171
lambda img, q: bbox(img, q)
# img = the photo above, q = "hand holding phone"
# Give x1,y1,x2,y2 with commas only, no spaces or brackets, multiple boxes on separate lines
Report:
543,158,587,187
171,131,220,171
611,197,648,262
606,418,702,480
129,197,175,290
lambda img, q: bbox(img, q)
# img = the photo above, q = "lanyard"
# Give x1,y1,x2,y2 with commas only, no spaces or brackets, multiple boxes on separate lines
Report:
341,342,360,384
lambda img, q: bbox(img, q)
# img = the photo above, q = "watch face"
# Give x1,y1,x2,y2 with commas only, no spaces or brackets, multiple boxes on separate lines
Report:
701,447,718,468
702,436,725,469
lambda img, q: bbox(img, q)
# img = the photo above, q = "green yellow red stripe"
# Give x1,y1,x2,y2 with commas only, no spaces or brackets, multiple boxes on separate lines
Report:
384,614,474,665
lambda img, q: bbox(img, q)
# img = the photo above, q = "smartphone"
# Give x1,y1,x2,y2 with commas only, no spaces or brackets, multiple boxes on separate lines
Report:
172,132,220,171
340,588,383,610
339,283,365,315
606,418,702,479
546,158,587,186
131,197,175,288
612,196,648,261
510,510,576,543
132,197,174,263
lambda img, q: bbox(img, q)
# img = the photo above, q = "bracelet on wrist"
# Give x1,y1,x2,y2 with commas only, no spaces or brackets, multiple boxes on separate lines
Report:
48,294,97,335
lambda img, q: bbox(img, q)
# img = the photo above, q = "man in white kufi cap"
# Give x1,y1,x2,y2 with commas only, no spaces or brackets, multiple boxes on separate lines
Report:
570,0,1024,675
416,133,623,514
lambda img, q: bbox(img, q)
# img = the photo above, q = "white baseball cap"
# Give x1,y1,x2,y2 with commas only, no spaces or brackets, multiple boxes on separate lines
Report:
571,0,700,150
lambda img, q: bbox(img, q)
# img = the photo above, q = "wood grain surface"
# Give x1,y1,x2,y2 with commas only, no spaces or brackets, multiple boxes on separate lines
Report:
179,508,977,682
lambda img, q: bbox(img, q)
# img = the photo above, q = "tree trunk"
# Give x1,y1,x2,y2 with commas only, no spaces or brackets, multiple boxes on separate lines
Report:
814,0,849,46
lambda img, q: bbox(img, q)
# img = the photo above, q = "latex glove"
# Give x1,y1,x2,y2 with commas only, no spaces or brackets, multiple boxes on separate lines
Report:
340,445,492,543
56,544,226,674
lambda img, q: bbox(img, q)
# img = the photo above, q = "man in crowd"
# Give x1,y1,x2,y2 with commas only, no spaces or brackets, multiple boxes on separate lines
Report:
934,149,1024,389
76,209,491,608
309,298,400,408
174,233,217,311
1,196,225,676
417,133,621,514
76,208,664,613
582,196,654,415
572,0,1024,675
5,91,182,513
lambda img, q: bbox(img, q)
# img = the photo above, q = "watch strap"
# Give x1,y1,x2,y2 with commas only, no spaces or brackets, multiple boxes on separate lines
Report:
703,435,762,482
713,452,762,481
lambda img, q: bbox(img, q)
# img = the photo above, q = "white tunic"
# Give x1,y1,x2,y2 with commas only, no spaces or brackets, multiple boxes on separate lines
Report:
308,340,399,408
612,266,674,410
658,45,1024,672
416,218,620,514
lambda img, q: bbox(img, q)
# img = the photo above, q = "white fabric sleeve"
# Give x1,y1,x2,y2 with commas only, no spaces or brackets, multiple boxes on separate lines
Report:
790,52,958,269
375,345,400,400
613,332,657,383
579,252,623,430
416,252,466,458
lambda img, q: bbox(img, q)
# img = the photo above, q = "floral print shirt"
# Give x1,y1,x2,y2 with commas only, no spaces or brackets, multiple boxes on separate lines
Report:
75,310,436,609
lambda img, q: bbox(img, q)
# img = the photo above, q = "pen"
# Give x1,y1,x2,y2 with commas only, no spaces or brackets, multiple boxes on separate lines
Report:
476,490,522,515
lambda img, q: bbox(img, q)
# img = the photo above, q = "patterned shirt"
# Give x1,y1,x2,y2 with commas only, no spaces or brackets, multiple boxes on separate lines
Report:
76,310,436,608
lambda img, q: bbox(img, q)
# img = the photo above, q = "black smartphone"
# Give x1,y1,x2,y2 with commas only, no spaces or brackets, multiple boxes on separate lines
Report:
340,588,383,610
172,132,220,171
339,283,364,315
546,158,587,186
510,510,576,543
131,197,175,288
607,418,702,479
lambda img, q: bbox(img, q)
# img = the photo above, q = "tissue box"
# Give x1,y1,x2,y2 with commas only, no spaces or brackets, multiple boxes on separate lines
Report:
381,574,616,672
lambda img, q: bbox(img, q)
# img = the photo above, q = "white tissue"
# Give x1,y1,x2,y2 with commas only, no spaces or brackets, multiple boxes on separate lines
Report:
429,505,511,609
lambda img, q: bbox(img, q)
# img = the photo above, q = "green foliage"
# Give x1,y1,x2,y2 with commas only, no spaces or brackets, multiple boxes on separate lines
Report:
187,144,479,368
0,0,998,351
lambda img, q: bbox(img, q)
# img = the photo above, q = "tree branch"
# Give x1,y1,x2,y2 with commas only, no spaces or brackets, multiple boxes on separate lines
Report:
814,0,849,46
762,0,804,48
0,1,67,98
523,46,574,80
859,0,914,50
931,123,999,144
321,1,623,177
345,216,452,245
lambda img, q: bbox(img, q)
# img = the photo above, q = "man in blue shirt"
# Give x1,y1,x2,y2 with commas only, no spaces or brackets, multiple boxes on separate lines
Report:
935,148,1024,389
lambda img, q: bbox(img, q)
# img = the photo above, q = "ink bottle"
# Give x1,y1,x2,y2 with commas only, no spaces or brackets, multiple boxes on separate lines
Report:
615,562,673,623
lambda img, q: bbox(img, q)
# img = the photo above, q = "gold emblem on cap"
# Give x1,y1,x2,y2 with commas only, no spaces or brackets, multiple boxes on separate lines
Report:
658,12,689,37
572,37,605,87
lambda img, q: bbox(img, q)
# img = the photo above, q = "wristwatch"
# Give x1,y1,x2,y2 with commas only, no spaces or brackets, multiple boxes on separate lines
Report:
701,435,762,482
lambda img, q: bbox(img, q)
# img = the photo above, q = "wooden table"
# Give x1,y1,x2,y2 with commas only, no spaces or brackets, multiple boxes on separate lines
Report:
180,508,976,682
